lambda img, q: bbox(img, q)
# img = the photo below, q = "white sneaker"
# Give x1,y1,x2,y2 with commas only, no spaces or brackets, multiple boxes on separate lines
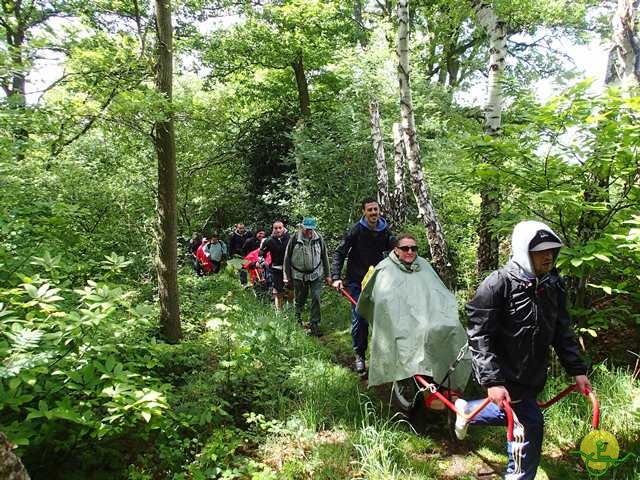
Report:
454,398,469,440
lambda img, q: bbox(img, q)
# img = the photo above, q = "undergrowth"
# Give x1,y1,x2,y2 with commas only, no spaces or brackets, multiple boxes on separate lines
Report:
3,264,639,479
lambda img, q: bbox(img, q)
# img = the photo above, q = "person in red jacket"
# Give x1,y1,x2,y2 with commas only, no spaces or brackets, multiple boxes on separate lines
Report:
243,247,271,285
195,238,213,275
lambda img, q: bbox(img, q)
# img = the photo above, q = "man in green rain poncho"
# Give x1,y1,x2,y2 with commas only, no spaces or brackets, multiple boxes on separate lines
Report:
356,233,471,391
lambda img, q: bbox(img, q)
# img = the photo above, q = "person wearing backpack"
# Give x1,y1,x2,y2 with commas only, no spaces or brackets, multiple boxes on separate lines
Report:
284,217,331,337
204,233,228,274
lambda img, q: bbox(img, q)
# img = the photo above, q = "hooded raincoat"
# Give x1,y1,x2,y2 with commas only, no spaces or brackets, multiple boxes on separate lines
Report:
466,220,587,400
356,252,471,389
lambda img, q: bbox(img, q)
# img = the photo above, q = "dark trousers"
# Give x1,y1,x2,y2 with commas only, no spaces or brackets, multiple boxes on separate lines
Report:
193,257,203,276
293,277,322,326
464,398,543,479
347,282,368,357
211,261,222,274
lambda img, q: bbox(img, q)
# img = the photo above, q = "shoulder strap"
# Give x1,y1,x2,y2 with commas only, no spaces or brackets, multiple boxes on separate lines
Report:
290,235,323,274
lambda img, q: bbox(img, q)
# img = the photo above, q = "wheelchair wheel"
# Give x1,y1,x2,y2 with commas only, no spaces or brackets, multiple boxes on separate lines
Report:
392,377,421,412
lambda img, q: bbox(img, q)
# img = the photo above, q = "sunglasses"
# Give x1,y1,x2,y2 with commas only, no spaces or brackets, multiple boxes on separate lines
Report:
397,245,418,252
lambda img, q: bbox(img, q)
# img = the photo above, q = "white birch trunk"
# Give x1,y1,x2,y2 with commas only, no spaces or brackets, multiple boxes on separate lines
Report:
473,1,507,136
369,99,390,214
606,0,640,89
472,0,506,276
392,122,407,225
397,0,455,286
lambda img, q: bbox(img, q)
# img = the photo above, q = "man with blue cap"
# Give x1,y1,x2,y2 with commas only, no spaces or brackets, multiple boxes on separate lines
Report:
284,217,331,336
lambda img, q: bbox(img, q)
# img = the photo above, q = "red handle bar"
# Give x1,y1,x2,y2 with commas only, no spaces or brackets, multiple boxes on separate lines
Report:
414,375,598,441
338,287,358,306
537,384,600,429
336,287,601,435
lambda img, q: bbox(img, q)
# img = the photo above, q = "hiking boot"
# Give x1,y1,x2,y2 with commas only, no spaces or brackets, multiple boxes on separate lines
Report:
354,355,366,374
454,398,469,440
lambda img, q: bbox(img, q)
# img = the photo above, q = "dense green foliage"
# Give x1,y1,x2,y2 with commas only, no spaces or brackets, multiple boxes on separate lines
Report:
0,0,638,477
3,269,638,478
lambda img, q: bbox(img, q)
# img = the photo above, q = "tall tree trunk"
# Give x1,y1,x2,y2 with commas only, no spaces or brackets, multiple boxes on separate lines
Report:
353,0,368,47
154,0,181,343
396,0,455,287
369,100,390,214
4,12,28,162
573,0,633,308
606,0,640,89
438,25,461,87
472,0,506,277
392,122,407,226
292,53,311,117
0,432,30,479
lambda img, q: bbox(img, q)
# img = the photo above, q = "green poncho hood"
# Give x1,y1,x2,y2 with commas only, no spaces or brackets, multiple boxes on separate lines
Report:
356,252,471,389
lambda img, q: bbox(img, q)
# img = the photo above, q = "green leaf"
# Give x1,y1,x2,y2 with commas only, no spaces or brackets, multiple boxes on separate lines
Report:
570,258,583,267
593,253,610,262
584,328,597,338
23,283,38,298
105,357,116,372
26,410,45,421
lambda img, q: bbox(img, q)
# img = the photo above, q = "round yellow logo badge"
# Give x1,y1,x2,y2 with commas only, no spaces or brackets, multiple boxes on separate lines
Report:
578,430,619,471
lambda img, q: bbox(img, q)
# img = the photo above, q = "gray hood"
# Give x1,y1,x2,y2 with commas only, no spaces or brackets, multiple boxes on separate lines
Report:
511,220,563,277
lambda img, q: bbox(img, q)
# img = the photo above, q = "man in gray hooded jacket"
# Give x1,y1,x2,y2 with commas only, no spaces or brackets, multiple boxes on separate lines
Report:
454,220,592,480
284,217,331,336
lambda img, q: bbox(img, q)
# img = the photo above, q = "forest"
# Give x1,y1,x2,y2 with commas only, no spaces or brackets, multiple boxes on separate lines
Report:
0,0,639,478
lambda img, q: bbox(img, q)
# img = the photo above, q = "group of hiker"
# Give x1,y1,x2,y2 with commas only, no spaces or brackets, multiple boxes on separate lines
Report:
187,224,262,277
187,196,592,480
188,232,230,275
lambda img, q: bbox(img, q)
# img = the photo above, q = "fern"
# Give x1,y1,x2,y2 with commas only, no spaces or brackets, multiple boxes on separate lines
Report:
6,328,44,353
0,352,54,378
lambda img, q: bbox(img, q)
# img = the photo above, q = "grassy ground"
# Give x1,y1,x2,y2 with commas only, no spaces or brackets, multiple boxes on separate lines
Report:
134,269,640,479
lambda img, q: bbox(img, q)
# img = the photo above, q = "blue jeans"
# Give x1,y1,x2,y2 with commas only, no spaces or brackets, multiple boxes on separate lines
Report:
347,282,368,357
464,398,543,480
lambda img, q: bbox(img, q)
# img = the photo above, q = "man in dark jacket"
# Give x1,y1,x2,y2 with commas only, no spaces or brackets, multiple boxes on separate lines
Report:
331,197,394,374
259,220,292,310
229,224,253,285
242,228,266,256
187,232,202,275
229,223,253,256
454,220,592,480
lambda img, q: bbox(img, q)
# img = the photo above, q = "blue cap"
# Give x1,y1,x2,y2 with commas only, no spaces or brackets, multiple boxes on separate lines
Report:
302,217,317,230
